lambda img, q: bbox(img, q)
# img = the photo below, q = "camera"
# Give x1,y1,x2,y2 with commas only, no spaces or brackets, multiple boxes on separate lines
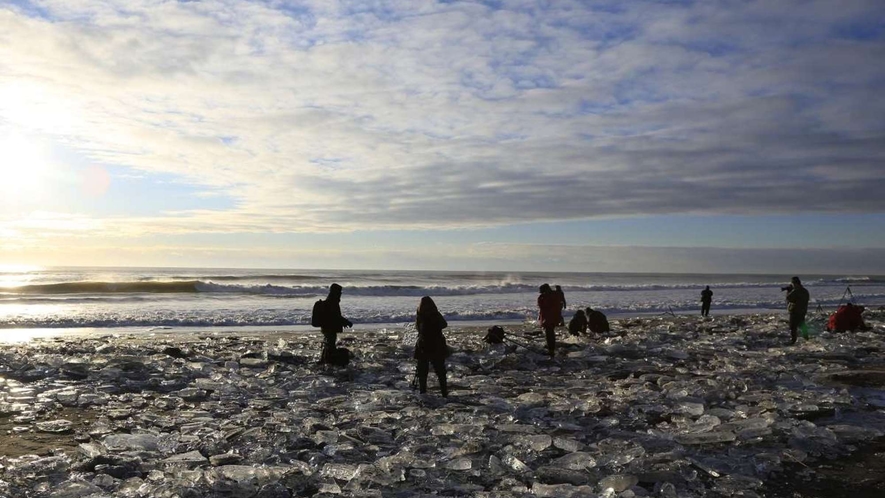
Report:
781,285,793,292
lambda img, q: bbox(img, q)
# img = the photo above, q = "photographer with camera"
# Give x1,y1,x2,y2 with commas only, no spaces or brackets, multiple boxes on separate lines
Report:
784,276,810,345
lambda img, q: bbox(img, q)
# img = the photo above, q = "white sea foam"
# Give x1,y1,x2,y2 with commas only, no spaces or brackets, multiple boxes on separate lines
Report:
0,268,883,330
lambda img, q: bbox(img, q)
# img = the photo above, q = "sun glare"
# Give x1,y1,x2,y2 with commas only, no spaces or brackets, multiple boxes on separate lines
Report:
0,264,41,288
0,134,53,201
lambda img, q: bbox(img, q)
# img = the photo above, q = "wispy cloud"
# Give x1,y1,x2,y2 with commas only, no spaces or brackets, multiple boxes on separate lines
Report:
1,0,884,237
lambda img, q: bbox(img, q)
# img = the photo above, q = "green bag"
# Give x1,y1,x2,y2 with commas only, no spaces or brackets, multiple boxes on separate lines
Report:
800,322,809,340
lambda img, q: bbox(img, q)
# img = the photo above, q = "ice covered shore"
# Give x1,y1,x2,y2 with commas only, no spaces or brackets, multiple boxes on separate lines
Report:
1,312,884,497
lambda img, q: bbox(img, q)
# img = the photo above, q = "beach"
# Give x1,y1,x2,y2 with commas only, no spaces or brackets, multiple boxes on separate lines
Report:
1,312,884,497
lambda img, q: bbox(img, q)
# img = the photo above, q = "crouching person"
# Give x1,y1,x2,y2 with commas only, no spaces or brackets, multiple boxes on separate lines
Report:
415,296,449,397
568,309,588,336
585,307,611,335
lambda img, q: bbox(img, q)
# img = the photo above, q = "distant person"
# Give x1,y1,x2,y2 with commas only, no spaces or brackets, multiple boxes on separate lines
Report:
555,285,567,326
700,286,713,317
414,296,449,397
585,306,611,334
784,276,810,344
537,283,563,356
312,283,353,364
568,309,588,336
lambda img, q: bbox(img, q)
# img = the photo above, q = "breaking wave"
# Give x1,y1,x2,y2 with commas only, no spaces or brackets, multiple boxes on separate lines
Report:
4,277,879,298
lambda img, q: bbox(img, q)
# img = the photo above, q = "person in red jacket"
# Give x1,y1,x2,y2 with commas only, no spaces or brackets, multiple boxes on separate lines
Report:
537,283,563,357
827,303,869,332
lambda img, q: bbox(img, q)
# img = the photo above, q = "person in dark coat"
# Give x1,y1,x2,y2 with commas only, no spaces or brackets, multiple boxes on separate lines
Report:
568,309,588,336
537,284,563,356
785,276,810,344
585,306,610,334
700,286,713,317
320,283,353,364
415,296,449,397
555,285,567,326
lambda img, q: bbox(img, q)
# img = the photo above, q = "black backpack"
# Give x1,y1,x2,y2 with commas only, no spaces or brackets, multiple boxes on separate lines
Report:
311,299,326,328
484,325,505,344
331,347,351,367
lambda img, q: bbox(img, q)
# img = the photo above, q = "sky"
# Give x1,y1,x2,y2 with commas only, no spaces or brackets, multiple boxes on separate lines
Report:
1,0,884,273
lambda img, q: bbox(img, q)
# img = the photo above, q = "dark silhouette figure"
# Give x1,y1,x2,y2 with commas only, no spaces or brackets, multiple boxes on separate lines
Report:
785,276,810,344
537,284,563,356
568,309,588,336
701,286,713,317
484,325,505,344
555,285,567,326
318,283,353,364
585,307,611,334
415,296,449,396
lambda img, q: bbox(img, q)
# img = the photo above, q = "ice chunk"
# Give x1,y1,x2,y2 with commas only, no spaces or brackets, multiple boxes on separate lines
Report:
48,481,103,498
675,431,736,445
552,452,596,470
215,465,289,485
516,392,547,406
446,458,472,471
553,438,582,453
688,415,721,433
532,483,596,497
163,450,207,466
321,463,359,481
78,443,103,459
103,433,160,452
675,401,705,417
827,424,884,443
498,423,538,433
210,452,243,466
599,474,638,492
516,434,553,452
502,454,530,472
36,419,74,433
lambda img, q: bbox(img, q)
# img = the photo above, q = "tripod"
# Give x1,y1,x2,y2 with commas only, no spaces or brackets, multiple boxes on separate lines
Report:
837,286,855,308
501,335,547,356
816,285,855,316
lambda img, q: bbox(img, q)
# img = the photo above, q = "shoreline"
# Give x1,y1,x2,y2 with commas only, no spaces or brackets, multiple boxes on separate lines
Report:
0,307,803,345
0,311,883,496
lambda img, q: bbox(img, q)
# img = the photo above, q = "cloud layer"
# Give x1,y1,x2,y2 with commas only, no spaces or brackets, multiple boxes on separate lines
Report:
2,0,884,236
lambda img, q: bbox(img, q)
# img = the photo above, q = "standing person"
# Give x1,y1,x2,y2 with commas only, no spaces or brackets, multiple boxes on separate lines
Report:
555,285,567,326
785,276,810,345
537,284,563,356
700,286,713,317
316,283,353,364
414,296,448,397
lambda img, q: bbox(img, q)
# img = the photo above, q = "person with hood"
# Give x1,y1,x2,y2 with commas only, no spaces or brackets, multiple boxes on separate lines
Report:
537,283,563,356
700,286,713,317
414,296,449,397
785,276,810,344
585,306,611,334
555,285,567,326
568,309,588,336
317,283,353,364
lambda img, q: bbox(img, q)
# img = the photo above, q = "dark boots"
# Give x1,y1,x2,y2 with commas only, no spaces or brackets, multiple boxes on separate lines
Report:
416,359,448,397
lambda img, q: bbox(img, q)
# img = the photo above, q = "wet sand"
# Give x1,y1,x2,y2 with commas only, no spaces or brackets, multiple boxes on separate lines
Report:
0,313,883,497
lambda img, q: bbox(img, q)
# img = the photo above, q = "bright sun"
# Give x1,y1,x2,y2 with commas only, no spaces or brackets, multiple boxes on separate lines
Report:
0,134,53,201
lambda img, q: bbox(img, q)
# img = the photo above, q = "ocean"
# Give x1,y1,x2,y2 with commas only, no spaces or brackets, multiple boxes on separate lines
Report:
1,267,883,332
